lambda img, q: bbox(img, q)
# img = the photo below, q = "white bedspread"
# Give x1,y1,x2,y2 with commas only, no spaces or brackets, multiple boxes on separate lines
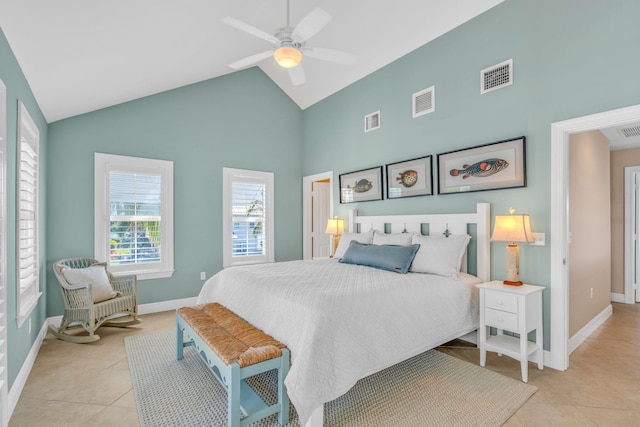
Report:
196,259,480,425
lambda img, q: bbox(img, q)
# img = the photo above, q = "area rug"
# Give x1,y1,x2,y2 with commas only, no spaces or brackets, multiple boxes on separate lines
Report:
125,329,536,426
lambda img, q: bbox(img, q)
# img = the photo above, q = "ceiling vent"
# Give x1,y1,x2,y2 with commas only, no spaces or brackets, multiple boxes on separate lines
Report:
364,111,381,132
617,125,640,138
481,59,513,94
413,86,435,118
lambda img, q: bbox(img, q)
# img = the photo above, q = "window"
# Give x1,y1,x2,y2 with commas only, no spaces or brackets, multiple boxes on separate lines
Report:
223,168,274,267
16,102,42,325
95,153,174,279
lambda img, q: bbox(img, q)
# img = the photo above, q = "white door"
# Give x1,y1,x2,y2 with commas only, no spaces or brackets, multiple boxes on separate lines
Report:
312,181,331,258
624,167,640,303
633,172,640,302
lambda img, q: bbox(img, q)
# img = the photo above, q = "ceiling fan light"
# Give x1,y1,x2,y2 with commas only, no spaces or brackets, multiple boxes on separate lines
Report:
274,47,302,68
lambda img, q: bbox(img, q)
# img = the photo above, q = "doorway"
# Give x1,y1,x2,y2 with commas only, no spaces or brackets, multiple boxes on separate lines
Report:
624,167,640,303
550,103,640,371
302,172,334,260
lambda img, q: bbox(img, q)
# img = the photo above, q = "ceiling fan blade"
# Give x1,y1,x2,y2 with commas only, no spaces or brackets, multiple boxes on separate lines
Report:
228,51,274,69
221,17,280,46
288,65,306,86
291,8,331,43
303,47,357,65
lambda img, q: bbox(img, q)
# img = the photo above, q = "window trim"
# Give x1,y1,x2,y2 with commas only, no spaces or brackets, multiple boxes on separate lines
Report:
94,153,174,280
223,167,275,268
16,102,42,326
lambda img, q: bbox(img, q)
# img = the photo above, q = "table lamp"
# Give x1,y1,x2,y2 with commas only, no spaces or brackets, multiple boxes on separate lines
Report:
490,208,534,286
325,217,344,258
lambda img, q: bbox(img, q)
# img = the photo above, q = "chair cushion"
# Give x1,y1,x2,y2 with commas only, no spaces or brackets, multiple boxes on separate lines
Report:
61,262,118,303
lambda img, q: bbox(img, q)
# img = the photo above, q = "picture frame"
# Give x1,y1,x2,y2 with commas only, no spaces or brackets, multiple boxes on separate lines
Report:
437,136,526,194
339,166,384,203
385,155,433,199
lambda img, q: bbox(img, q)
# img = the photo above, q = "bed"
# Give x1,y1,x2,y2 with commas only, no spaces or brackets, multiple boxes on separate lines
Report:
196,203,490,426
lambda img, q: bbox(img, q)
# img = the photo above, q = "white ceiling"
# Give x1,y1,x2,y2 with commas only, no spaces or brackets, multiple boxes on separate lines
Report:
600,123,640,151
0,0,504,123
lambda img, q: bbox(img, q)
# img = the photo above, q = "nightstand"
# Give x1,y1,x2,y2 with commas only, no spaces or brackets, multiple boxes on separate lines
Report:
476,281,544,383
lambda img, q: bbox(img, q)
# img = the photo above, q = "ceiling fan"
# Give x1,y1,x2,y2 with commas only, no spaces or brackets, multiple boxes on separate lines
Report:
222,0,357,86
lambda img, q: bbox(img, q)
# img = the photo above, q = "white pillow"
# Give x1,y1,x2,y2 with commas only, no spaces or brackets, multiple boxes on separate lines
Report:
61,263,118,303
372,231,414,246
333,231,373,259
409,234,471,279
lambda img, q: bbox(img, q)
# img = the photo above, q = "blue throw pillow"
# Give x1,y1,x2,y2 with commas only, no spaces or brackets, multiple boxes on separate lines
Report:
339,241,420,274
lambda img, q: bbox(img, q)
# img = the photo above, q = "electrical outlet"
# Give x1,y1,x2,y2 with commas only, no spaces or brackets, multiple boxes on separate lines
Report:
28,318,32,334
200,272,206,280
531,232,545,246
590,288,593,299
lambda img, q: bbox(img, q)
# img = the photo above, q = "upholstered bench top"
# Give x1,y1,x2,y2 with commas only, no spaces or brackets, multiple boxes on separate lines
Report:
177,303,285,368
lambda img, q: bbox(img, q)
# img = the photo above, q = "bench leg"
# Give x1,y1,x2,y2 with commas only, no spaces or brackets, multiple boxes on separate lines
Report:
176,315,184,360
229,363,241,427
278,348,290,425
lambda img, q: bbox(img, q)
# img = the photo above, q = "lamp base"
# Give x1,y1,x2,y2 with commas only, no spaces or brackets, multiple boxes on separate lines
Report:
330,235,340,258
503,280,523,286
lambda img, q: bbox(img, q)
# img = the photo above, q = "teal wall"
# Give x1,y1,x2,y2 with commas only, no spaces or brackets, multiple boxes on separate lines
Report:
0,28,49,388
47,68,303,315
301,0,640,350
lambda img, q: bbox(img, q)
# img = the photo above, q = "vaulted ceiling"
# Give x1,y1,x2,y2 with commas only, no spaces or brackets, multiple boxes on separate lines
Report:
0,0,504,123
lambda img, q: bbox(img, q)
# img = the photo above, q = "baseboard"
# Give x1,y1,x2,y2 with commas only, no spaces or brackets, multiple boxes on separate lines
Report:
610,292,625,303
568,304,612,355
30,296,197,422
137,297,197,315
458,330,477,345
8,320,48,421
47,297,198,327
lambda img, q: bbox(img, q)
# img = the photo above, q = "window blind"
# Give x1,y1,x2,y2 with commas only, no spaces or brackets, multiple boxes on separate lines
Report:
232,181,266,256
109,171,162,265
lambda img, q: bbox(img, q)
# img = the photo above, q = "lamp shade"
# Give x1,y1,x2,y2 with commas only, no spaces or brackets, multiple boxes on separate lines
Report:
325,218,344,235
274,47,302,68
491,214,534,243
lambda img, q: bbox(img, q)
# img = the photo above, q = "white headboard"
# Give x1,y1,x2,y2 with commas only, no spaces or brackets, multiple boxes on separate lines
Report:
348,203,490,282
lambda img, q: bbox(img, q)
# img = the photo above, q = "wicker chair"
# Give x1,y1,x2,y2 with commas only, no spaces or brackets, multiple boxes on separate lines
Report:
49,257,141,343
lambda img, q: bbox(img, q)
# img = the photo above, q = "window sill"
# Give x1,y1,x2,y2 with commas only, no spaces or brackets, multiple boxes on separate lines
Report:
224,260,275,269
17,291,43,327
112,269,175,281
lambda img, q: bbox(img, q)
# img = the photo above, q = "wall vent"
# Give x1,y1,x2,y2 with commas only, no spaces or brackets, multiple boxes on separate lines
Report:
481,59,513,94
364,111,380,132
413,86,435,118
617,125,640,138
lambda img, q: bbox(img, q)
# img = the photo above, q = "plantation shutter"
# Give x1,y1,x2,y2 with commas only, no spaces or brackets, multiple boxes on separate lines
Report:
17,131,38,313
109,170,162,265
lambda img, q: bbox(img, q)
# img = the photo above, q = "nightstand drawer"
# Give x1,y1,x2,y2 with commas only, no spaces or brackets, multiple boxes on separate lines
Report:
484,308,518,330
485,291,518,313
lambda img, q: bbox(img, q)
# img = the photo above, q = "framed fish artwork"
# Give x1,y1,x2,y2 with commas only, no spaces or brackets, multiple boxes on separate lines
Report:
385,155,433,199
437,136,526,194
339,166,384,203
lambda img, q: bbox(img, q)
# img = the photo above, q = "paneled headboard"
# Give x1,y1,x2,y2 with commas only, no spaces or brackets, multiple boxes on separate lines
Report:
348,203,490,282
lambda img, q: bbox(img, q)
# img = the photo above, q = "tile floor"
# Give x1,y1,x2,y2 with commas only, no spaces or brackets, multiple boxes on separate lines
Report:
9,302,640,426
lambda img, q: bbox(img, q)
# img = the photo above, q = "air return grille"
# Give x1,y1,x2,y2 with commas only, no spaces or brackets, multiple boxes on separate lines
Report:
617,125,640,138
413,86,435,118
364,111,380,132
481,59,513,94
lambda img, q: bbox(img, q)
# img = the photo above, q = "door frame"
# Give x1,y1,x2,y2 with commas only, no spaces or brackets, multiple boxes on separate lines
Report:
302,171,334,260
550,103,640,371
624,166,640,303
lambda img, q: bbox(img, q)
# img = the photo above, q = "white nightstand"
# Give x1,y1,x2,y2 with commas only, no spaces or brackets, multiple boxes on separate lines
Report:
476,281,544,383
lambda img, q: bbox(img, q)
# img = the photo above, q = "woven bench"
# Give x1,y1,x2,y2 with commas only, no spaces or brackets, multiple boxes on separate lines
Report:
176,303,290,427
